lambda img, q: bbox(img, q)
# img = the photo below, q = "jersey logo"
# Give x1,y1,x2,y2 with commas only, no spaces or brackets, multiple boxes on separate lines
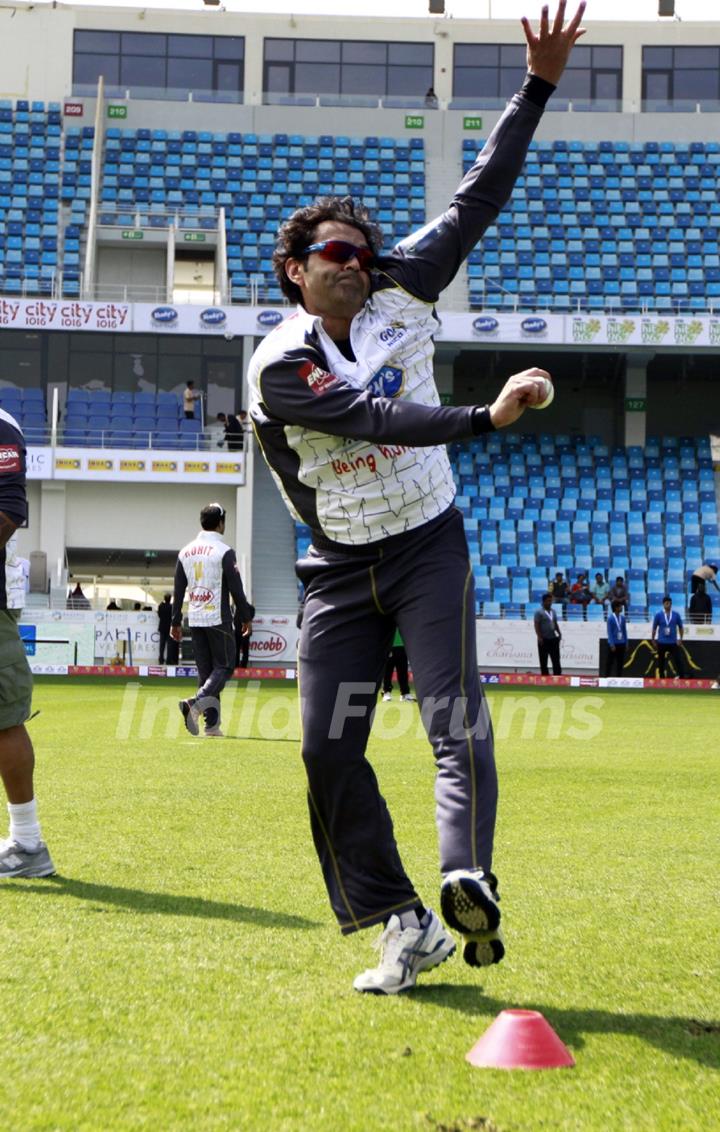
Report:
0,445,21,474
298,361,340,395
368,365,403,398
189,587,213,604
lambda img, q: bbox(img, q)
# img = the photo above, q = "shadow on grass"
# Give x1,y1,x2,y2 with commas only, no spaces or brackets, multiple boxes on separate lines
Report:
410,986,720,1069
6,876,320,930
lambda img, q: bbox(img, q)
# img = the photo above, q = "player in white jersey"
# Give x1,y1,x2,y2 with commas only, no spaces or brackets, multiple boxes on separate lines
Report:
248,2,585,993
171,503,253,737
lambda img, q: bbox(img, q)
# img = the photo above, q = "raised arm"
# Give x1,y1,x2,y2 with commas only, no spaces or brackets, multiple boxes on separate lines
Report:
381,2,586,302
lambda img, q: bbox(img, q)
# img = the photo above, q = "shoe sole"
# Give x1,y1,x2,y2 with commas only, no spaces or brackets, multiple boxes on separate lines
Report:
355,939,457,995
462,930,505,967
179,700,199,736
440,874,501,935
0,863,56,879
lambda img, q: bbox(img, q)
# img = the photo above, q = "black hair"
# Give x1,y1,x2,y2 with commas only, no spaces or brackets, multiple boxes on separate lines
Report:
272,195,384,307
200,503,226,531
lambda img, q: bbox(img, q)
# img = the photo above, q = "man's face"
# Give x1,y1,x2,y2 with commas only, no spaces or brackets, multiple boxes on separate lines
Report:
285,221,372,323
663,600,672,612
543,596,553,609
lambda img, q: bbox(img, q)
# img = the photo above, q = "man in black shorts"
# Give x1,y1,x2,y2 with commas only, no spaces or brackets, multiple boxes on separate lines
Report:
0,408,55,878
248,3,585,992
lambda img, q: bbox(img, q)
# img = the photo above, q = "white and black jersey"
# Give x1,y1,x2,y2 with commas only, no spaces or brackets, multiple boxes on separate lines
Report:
0,408,27,611
172,530,253,629
248,74,552,548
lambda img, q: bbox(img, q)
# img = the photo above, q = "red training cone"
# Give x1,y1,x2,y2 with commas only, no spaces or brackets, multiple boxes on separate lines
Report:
466,1009,575,1070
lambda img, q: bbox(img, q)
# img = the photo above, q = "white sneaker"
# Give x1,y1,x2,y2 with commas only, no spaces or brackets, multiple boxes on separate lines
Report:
400,693,417,702
204,726,224,737
353,909,456,994
382,692,392,702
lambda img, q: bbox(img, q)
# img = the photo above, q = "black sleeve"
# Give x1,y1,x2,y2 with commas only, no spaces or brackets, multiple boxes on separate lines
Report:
222,549,253,622
0,416,28,532
257,352,494,444
378,74,554,303
171,558,187,626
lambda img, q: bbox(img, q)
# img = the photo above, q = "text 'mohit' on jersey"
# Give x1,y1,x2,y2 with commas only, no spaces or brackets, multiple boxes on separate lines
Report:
0,408,28,611
247,74,553,549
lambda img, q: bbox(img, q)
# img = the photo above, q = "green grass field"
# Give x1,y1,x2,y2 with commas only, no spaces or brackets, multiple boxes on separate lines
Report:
1,679,718,1132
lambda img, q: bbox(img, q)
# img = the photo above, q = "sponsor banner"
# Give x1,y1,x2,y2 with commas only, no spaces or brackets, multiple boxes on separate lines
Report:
18,619,94,664
25,447,245,484
477,619,602,672
0,299,130,332
133,304,290,336
599,637,720,681
437,311,566,344
29,663,69,675
68,665,140,676
247,615,298,665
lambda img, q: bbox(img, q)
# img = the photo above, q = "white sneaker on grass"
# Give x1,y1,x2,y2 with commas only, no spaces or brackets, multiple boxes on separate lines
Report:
0,839,55,879
400,693,417,702
353,909,456,994
440,867,505,967
382,692,392,702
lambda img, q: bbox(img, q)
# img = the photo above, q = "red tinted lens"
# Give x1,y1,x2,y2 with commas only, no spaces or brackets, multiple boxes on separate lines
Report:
319,240,374,270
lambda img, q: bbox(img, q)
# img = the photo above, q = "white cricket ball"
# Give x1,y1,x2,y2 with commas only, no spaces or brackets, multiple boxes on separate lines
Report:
530,378,554,410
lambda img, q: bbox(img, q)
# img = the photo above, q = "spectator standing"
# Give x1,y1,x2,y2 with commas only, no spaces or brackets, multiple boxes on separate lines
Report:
424,86,439,108
688,580,712,625
590,572,609,609
605,598,628,677
0,406,55,878
183,380,200,420
534,592,563,676
549,571,568,609
608,576,629,613
171,503,253,737
234,598,255,669
381,630,416,702
690,562,719,596
106,599,120,611
216,412,245,452
157,593,172,663
651,595,685,678
66,582,90,610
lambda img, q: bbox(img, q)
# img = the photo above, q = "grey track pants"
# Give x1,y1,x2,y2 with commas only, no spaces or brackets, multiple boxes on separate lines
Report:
296,507,497,935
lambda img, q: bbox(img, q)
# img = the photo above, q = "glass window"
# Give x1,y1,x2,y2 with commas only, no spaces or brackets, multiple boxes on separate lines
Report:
562,69,592,99
498,67,527,98
121,55,166,87
674,69,718,100
295,61,340,93
454,69,492,98
214,37,244,61
388,65,433,97
499,45,525,66
168,35,213,58
265,39,294,61
674,46,717,68
265,63,292,93
342,64,386,95
456,44,498,67
74,54,120,86
74,30,120,53
594,46,622,67
121,32,166,56
296,40,341,63
645,72,670,101
215,61,242,92
643,47,673,67
343,41,386,65
167,58,213,90
388,42,432,65
594,71,621,100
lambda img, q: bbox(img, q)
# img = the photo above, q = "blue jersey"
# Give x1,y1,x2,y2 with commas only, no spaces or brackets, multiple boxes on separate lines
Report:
652,609,683,644
607,611,627,646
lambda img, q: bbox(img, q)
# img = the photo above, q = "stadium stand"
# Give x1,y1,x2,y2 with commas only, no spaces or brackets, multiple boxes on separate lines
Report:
295,434,720,622
61,389,202,449
97,129,425,302
464,137,720,313
0,384,48,443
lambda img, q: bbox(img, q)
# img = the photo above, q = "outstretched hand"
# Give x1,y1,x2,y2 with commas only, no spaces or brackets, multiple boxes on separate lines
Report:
489,368,553,429
522,1,587,87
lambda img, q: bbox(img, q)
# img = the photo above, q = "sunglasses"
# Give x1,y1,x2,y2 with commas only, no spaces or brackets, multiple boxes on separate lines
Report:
301,239,375,271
